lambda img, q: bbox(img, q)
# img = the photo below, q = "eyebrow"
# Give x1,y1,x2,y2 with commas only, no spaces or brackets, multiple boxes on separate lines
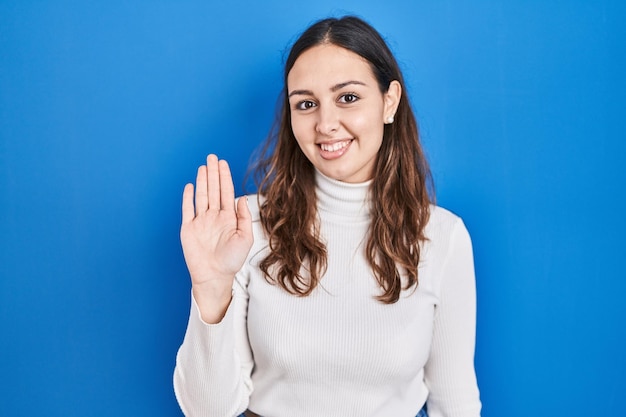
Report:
288,80,367,98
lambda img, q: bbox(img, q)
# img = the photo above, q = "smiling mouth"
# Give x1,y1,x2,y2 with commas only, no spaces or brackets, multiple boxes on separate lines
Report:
317,139,353,160
319,140,352,152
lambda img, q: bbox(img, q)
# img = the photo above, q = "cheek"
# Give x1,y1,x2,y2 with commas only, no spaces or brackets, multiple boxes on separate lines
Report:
348,110,384,139
351,113,373,130
290,115,314,144
289,118,311,158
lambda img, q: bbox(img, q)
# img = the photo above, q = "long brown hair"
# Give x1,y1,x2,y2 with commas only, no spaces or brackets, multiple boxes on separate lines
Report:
252,16,434,303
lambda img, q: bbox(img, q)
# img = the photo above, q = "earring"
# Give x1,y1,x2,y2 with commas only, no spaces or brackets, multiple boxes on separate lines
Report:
386,116,394,124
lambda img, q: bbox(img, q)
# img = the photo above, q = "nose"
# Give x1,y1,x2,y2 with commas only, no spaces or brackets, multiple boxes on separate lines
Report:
315,104,339,136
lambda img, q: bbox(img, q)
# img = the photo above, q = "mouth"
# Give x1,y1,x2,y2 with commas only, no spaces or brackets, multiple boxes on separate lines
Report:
317,139,353,160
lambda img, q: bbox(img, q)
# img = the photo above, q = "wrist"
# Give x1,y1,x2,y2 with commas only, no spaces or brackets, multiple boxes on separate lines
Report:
192,282,233,324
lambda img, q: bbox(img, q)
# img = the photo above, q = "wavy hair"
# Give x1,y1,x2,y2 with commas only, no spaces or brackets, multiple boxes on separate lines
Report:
252,16,434,303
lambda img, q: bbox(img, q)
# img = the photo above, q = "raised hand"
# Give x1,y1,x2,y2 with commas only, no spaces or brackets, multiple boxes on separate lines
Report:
180,154,253,323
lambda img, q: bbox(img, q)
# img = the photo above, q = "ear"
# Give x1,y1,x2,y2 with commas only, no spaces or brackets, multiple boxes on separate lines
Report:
383,80,402,123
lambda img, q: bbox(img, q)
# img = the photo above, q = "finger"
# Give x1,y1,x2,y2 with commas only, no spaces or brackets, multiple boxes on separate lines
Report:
195,165,208,212
219,159,235,211
206,154,220,210
236,196,253,241
182,183,195,224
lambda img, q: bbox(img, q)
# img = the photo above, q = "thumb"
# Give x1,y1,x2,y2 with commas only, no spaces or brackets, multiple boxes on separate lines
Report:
236,196,253,241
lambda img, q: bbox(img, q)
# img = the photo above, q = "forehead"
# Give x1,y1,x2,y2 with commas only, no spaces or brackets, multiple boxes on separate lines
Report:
287,43,375,89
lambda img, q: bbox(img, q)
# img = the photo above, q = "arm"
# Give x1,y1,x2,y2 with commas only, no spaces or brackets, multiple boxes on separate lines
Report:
424,219,482,417
173,154,254,416
173,284,253,417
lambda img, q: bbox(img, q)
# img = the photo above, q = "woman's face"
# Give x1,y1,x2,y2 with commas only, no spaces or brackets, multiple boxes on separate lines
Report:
287,43,401,183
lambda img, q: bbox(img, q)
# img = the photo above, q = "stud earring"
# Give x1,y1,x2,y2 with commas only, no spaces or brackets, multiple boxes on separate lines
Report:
386,116,394,124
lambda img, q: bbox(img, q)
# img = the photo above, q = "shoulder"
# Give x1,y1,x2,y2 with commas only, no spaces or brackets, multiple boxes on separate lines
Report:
419,205,474,294
423,205,473,261
426,205,467,238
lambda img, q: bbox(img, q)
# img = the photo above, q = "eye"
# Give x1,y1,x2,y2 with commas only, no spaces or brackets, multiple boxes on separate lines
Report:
338,93,359,104
295,100,317,111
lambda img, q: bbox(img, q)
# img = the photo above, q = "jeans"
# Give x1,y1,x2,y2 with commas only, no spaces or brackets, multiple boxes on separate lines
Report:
239,404,428,417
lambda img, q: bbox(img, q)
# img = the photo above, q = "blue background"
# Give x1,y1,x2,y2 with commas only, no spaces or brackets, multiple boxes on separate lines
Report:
1,1,624,415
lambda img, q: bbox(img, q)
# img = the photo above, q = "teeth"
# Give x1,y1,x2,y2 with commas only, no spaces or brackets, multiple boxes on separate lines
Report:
320,141,350,152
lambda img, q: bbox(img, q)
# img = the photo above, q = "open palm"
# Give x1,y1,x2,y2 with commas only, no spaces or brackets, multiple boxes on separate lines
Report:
180,154,253,321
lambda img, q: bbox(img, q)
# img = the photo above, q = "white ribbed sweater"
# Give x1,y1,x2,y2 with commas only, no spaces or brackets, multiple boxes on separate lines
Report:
174,172,481,417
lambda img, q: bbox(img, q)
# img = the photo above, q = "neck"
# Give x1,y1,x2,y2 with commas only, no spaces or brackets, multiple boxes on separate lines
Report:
315,170,372,221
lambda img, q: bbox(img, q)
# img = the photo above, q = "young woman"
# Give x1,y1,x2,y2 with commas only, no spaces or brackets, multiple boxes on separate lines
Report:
174,16,481,417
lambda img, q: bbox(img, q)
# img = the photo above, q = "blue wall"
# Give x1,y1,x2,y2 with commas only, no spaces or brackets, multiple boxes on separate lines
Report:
1,1,624,415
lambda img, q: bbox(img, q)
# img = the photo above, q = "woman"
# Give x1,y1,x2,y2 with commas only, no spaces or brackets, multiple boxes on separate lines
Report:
174,16,481,417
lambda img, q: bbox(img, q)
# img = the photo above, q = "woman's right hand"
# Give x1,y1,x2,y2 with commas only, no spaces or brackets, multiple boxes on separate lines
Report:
180,154,254,323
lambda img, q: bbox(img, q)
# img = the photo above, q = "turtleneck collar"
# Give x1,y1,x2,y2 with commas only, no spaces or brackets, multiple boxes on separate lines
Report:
315,170,372,221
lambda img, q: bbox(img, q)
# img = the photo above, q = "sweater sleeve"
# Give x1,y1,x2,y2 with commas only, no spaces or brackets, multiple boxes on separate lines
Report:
173,275,254,417
424,218,482,417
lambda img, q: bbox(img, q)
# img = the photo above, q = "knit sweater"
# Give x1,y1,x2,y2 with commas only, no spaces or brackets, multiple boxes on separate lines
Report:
174,171,481,417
